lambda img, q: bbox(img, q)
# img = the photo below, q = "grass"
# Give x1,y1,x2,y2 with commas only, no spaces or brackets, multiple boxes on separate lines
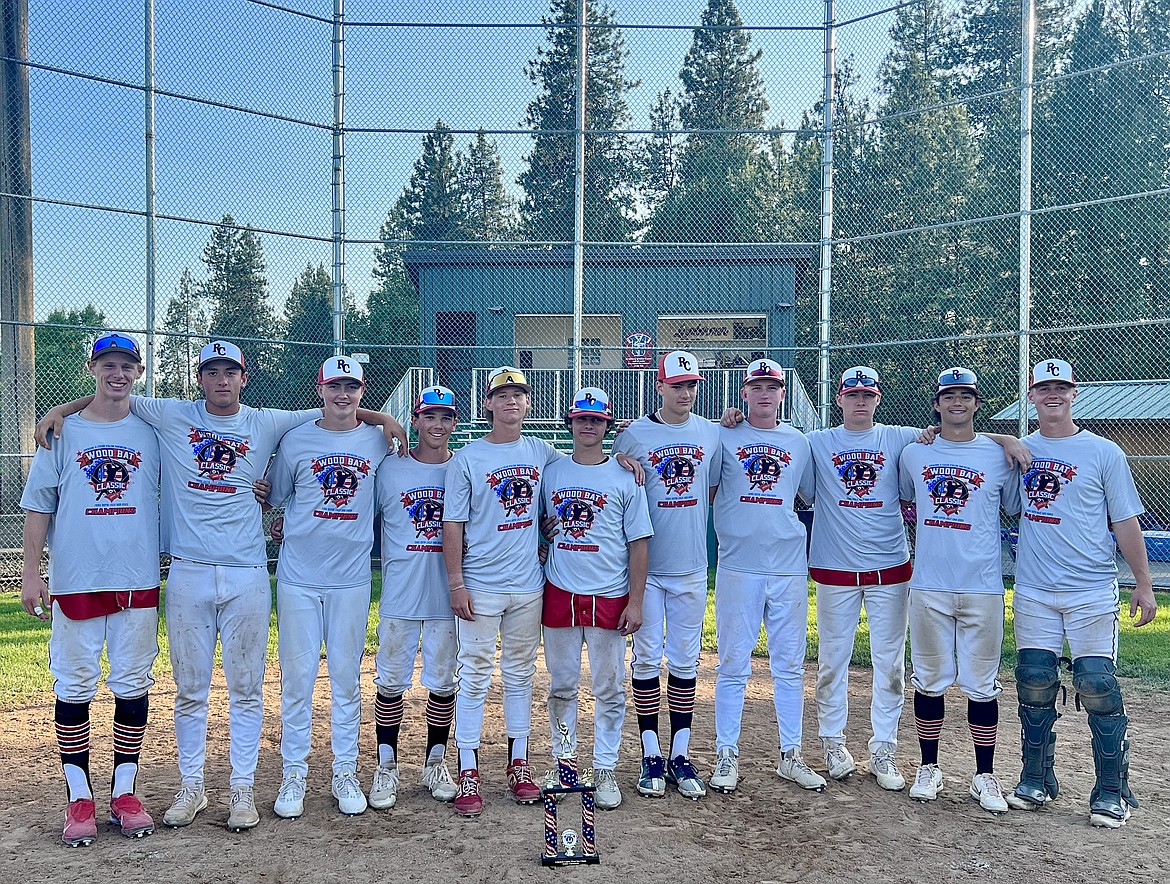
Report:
4,571,1169,705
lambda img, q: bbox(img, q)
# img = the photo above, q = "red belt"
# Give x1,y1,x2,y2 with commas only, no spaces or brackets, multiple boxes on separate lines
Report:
809,561,912,587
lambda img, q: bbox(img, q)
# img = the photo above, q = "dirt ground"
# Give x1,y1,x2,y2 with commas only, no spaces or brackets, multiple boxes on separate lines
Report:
2,657,1168,884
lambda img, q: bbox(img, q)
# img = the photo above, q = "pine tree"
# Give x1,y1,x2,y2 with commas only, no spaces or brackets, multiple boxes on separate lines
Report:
155,268,207,399
460,130,517,241
640,89,681,214
519,0,637,242
34,305,109,414
394,121,469,249
276,263,339,407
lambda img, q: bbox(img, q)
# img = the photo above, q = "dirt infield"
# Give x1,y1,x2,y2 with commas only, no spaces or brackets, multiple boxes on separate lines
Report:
2,658,1168,884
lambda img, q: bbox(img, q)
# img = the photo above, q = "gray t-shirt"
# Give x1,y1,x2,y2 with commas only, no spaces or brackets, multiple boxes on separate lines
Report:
1014,429,1144,592
612,413,721,576
712,422,813,576
542,456,654,598
376,453,454,620
807,424,919,571
267,421,389,589
444,435,562,594
21,412,161,594
899,435,1020,595
130,396,318,566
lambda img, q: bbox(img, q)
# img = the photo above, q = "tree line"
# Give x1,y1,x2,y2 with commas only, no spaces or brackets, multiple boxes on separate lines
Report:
32,0,1170,420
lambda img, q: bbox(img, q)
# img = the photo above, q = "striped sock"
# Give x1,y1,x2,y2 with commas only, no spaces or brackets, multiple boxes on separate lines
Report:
375,692,404,767
425,692,455,762
914,691,945,766
631,677,661,756
667,674,697,759
56,699,92,802
968,698,999,774
112,694,148,797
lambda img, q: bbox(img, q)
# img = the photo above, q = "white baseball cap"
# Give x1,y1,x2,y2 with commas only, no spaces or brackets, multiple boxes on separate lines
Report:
839,365,880,393
414,385,457,414
936,366,979,393
743,358,785,386
566,387,614,422
658,350,702,383
198,340,246,371
485,366,532,395
317,355,365,386
1030,359,1076,388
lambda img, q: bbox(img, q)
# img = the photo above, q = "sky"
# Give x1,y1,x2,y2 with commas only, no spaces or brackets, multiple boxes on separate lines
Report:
23,0,907,329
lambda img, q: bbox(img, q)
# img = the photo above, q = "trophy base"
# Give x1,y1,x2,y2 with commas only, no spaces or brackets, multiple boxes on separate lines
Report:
542,853,601,868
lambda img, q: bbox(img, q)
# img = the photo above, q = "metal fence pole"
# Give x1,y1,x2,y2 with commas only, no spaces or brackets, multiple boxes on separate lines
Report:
571,0,587,396
817,0,835,425
1017,0,1035,435
331,0,346,354
144,0,156,393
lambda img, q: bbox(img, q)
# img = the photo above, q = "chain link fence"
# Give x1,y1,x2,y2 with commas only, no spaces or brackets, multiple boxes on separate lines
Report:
2,0,1168,582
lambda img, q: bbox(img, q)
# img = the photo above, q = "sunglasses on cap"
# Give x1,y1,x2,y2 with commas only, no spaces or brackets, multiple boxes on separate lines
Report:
90,334,142,359
417,387,456,409
938,368,978,388
840,375,878,390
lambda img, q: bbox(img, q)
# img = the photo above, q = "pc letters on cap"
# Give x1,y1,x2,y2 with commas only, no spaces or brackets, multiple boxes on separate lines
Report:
1031,359,1075,387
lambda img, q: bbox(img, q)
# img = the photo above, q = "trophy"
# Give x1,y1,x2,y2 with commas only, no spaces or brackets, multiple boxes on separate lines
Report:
541,720,599,867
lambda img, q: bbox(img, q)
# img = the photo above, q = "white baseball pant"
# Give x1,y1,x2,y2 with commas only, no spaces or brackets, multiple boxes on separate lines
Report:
1012,582,1120,660
276,579,371,777
714,569,809,753
909,589,1004,700
815,580,909,751
630,570,707,681
165,559,271,787
453,589,542,751
48,604,159,703
543,624,627,770
375,617,458,696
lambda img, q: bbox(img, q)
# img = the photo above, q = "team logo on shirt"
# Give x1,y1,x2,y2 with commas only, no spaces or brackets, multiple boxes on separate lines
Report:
188,428,251,480
311,453,373,508
647,444,705,496
400,486,445,539
551,487,610,540
486,465,540,517
921,463,985,516
832,449,885,498
736,444,792,492
1023,459,1078,510
76,446,143,502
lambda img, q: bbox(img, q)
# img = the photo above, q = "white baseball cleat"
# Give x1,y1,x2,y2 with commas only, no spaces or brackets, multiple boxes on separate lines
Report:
273,773,306,819
369,764,399,810
909,764,944,802
227,786,260,831
422,759,458,802
331,771,368,816
969,772,1009,814
823,740,856,781
163,782,208,828
777,749,826,792
709,748,739,794
870,746,906,791
592,768,622,810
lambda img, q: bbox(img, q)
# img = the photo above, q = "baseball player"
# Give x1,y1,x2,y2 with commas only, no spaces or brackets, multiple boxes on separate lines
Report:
899,367,1020,814
1006,359,1156,827
708,360,819,794
541,387,653,810
368,385,462,809
264,357,389,818
612,350,720,799
21,333,161,846
36,341,406,832
443,367,563,817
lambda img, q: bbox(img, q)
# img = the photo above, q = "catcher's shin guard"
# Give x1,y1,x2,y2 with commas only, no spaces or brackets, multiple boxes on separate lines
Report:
1087,712,1136,823
1013,649,1061,806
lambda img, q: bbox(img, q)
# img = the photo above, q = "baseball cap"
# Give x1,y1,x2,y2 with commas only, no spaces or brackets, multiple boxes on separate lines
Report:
565,387,614,422
839,366,880,393
743,358,785,386
936,366,979,393
198,340,246,371
414,385,457,414
485,366,532,395
657,350,703,383
317,355,365,386
1030,359,1076,388
90,333,142,363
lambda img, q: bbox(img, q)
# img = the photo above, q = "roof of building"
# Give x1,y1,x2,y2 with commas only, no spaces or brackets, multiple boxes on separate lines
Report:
991,379,1170,422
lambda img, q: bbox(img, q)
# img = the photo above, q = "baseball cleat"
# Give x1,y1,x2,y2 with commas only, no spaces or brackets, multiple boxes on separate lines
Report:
109,793,155,838
1005,782,1049,811
454,768,484,817
666,755,707,800
1090,800,1131,829
870,747,906,791
274,773,307,819
227,785,260,831
541,767,569,803
163,782,208,827
777,749,826,792
969,772,1009,814
709,748,739,794
62,798,98,847
592,768,622,810
369,764,399,810
331,772,368,816
823,740,856,781
636,755,667,798
909,764,944,802
422,759,458,802
506,759,542,804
